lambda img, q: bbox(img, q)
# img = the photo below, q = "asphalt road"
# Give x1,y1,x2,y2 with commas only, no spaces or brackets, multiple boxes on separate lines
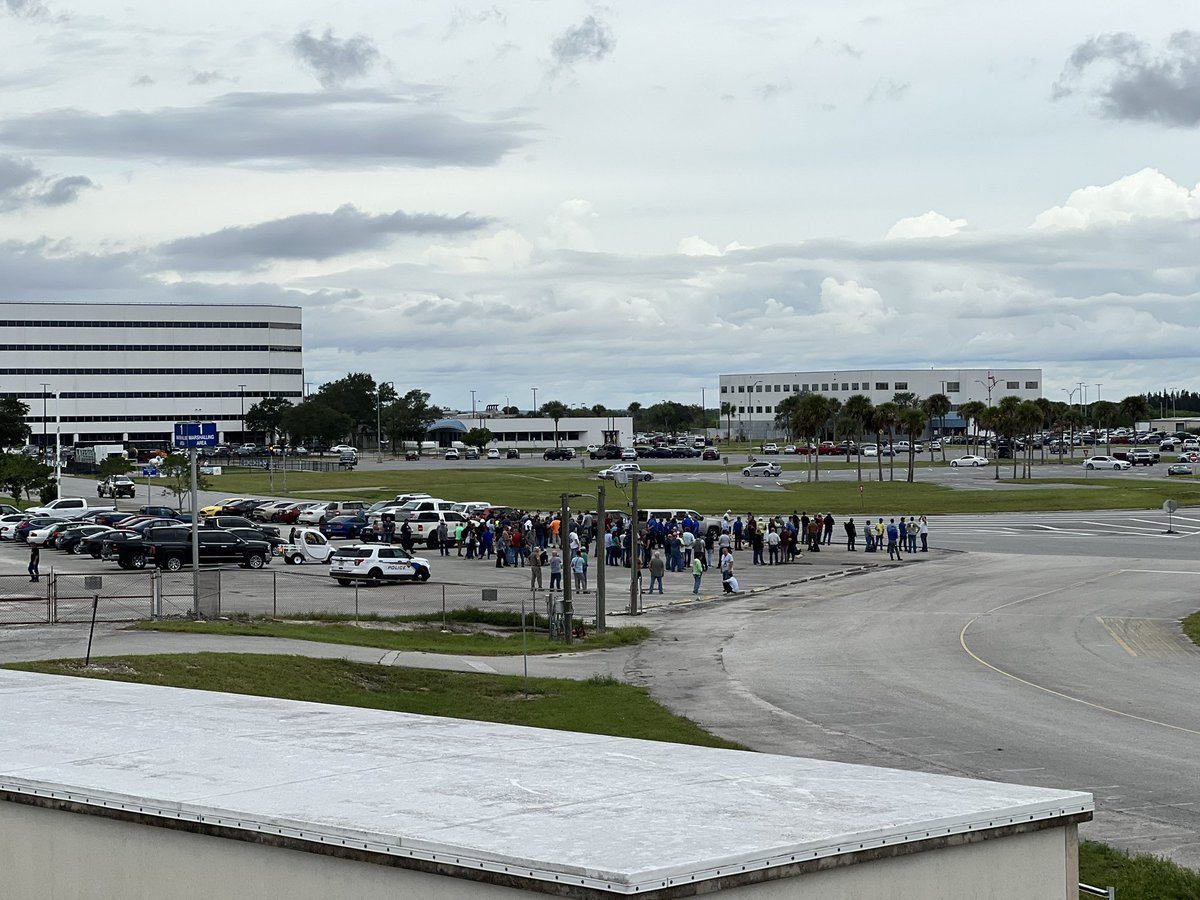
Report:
625,551,1200,869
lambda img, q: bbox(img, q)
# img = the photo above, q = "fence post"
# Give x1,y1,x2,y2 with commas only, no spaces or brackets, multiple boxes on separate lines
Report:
151,569,160,619
442,585,446,631
47,570,55,624
354,580,359,626
272,570,277,618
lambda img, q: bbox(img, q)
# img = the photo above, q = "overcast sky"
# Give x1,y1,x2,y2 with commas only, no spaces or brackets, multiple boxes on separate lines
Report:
1,1,1198,411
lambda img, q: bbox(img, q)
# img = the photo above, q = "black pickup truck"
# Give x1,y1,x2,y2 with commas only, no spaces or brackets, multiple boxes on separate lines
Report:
142,526,272,571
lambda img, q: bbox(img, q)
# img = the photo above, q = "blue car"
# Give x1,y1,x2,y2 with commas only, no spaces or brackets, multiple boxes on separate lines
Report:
319,515,368,539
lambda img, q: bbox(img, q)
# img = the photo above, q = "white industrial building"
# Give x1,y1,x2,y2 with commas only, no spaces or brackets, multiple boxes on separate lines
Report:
0,302,303,449
430,414,634,450
719,368,1043,439
0,670,1092,899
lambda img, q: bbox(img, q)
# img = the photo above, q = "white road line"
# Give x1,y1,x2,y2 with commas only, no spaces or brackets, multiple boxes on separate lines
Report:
466,659,498,673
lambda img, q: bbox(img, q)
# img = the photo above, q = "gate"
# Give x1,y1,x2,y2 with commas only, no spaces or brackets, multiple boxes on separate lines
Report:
0,574,50,625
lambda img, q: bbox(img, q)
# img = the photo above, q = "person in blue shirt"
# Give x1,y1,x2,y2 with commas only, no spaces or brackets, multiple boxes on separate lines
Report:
886,519,901,560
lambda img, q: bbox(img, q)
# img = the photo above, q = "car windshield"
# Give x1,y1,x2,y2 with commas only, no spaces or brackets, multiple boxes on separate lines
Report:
332,547,376,560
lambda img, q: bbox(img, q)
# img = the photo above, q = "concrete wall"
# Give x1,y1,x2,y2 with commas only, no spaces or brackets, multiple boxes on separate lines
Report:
0,800,1077,900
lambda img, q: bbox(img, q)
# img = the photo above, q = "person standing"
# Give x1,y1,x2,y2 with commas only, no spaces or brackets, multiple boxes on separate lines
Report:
436,521,450,557
919,515,929,552
897,517,908,555
822,513,834,546
907,516,918,554
455,521,465,556
571,551,586,592
548,549,562,591
720,548,735,593
648,550,665,594
691,554,704,594
886,519,901,561
844,517,857,551
766,527,780,565
529,546,544,590
732,516,743,551
28,544,39,582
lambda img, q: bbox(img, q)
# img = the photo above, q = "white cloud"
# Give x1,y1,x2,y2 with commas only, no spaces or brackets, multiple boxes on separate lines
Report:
886,211,967,240
540,199,598,251
676,235,722,256
1032,167,1200,230
422,228,533,272
817,276,896,332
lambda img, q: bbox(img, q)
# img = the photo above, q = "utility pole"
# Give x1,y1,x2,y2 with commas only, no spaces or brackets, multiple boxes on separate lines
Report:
531,387,538,415
629,473,641,615
595,484,606,633
39,382,49,453
237,384,246,443
470,389,477,423
53,392,61,492
560,492,573,645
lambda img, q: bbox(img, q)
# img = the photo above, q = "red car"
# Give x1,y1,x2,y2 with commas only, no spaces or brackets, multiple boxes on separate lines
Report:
701,448,720,460
405,450,420,461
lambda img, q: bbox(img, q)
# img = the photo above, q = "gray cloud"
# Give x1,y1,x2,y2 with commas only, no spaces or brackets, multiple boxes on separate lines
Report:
131,74,154,87
866,78,910,103
1054,30,1200,126
158,203,491,270
0,155,94,211
550,15,615,70
189,70,234,86
446,6,507,37
4,0,48,18
0,91,532,168
290,27,380,89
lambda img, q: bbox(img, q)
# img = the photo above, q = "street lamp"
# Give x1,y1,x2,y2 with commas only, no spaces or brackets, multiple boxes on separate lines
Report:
748,380,763,448
559,487,607,636
531,387,538,415
975,373,997,406
470,389,477,423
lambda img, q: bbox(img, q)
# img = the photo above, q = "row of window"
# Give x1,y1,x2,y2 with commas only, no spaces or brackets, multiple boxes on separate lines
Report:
0,368,303,376
733,405,968,416
722,380,1039,394
9,391,302,400
1,320,300,330
0,344,301,353
24,413,241,423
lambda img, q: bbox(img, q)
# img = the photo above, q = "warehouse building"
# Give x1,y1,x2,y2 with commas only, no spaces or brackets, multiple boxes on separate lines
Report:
0,301,303,449
0,670,1092,899
719,368,1043,439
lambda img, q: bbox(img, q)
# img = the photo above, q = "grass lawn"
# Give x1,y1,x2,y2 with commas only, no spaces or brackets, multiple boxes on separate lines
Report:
5,653,745,749
4,652,1197,895
131,616,650,656
198,465,1200,515
1182,611,1200,647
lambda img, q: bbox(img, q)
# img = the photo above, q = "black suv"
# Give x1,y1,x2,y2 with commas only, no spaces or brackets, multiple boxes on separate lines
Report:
589,444,623,460
543,447,576,460
143,526,271,571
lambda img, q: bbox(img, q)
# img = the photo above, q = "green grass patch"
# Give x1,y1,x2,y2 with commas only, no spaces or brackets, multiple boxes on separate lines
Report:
130,617,650,656
5,653,745,749
203,464,1197,516
1182,611,1200,648
1079,840,1200,898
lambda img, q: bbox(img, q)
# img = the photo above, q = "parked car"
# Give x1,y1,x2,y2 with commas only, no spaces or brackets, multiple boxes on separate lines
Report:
57,524,110,554
597,463,652,481
319,515,370,540
761,443,780,455
486,448,501,460
278,528,335,565
97,475,136,498
463,447,480,459
1084,455,1131,471
444,448,460,461
1167,463,1193,476
543,447,576,460
297,502,367,525
143,526,271,571
505,448,521,459
590,444,624,460
742,460,782,477
949,455,988,467
404,450,420,461
328,544,431,585
329,444,358,455
620,448,639,460
701,448,720,460
202,515,280,537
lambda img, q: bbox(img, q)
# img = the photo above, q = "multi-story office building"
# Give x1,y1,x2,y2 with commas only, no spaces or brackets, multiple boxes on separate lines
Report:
718,368,1043,439
0,302,304,449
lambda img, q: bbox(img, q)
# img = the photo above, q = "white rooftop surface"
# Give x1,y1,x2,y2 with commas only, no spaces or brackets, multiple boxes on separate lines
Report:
0,670,1092,893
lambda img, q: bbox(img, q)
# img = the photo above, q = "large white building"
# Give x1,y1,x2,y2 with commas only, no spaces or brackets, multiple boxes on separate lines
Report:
719,368,1043,438
0,302,304,449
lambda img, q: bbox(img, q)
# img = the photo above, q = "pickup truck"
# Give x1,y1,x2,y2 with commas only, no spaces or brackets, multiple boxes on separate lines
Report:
24,498,116,519
142,525,272,571
1113,449,1159,465
97,475,136,498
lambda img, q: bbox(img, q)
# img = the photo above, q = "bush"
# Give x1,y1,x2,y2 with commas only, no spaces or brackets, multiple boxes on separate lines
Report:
38,481,58,505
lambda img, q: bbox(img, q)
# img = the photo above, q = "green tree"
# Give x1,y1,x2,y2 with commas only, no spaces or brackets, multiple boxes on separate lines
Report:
892,391,919,409
899,407,927,483
541,400,568,447
1118,395,1151,430
0,453,51,501
773,394,804,441
874,402,900,481
281,399,354,448
977,406,1000,479
462,427,494,448
1092,400,1119,454
1017,400,1044,478
842,394,873,483
789,393,835,482
0,397,31,448
957,400,987,455
245,397,293,444
158,452,211,508
316,373,378,445
720,401,734,441
922,393,951,462
994,396,1024,479
98,456,132,478
385,389,440,451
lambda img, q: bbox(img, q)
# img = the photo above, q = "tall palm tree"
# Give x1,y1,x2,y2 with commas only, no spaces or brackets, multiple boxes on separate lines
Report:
978,406,1000,480
842,394,873,483
1064,407,1085,461
922,393,951,462
1017,400,1044,478
540,400,568,448
995,396,1024,479
875,402,900,481
774,394,803,441
899,407,927,483
720,401,733,442
791,393,835,482
957,400,987,455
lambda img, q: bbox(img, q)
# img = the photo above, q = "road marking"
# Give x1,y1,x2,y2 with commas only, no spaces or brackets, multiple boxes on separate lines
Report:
1095,616,1137,657
959,573,1200,737
466,660,498,673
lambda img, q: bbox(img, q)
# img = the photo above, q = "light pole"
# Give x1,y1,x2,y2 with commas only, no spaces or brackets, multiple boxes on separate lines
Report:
975,373,997,407
531,387,538,415
240,386,249,446
53,391,61,491
470,389,477,423
748,380,763,448
376,382,392,463
39,382,49,454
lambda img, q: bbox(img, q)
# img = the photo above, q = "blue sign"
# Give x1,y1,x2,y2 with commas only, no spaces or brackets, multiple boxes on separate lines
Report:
173,422,218,448
142,466,159,477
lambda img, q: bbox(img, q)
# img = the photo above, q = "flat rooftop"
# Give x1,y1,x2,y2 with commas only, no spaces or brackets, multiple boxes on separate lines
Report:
0,670,1092,895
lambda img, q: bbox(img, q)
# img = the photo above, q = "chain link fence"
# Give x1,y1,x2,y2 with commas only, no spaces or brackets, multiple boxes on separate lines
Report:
0,574,50,625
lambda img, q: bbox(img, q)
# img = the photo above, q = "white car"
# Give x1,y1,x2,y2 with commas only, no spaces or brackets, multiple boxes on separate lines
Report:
742,460,782,477
26,522,69,547
0,514,27,540
1084,455,1131,471
329,444,358,455
598,463,653,481
950,455,988,467
620,447,638,460
762,443,779,455
444,448,460,460
278,528,334,565
329,544,431,585
860,444,878,457
486,448,500,460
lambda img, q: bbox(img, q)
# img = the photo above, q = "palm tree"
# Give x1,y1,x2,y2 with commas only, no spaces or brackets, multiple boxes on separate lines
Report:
720,401,734,442
994,396,1024,479
791,393,835,482
875,402,900,481
540,400,568,448
978,406,1000,480
957,400,987,455
774,394,803,441
1017,400,1044,478
899,407,927,483
1092,400,1119,455
1064,407,1085,461
922,393,951,462
842,394,873,483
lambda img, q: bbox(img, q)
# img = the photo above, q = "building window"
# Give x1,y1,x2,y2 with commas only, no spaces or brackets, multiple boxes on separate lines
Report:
1025,381,1039,389
801,384,809,392
851,383,859,390
738,386,744,393
756,406,763,414
875,382,888,390
841,383,849,391
821,383,829,391
894,382,908,390
946,381,960,393
1006,381,1019,389
720,386,727,393
737,406,744,414
756,384,763,392
792,384,799,392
